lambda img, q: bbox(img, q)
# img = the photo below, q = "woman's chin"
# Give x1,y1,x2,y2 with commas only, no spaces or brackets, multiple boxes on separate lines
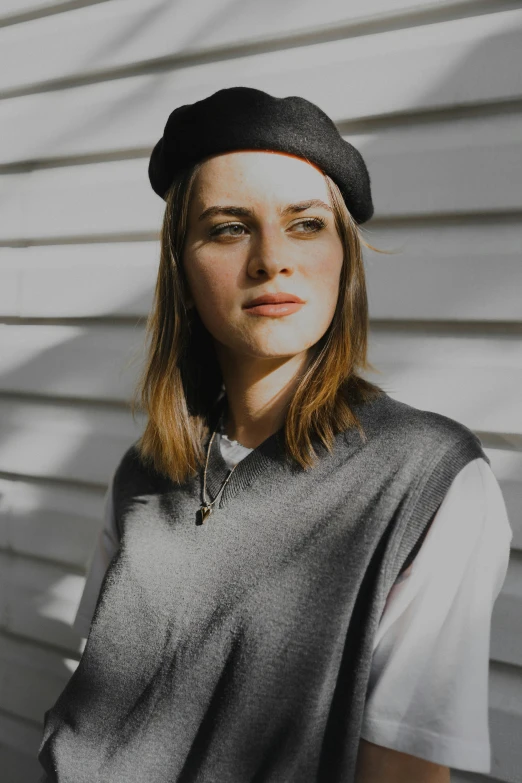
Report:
235,338,317,361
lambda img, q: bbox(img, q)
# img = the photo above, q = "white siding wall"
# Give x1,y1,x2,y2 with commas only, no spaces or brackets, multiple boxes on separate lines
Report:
0,1,520,780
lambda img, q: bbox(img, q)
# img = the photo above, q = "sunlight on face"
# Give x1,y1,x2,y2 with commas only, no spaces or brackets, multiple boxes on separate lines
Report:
182,150,344,362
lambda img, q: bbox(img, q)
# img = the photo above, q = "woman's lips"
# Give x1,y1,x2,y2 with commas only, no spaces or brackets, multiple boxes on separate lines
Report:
243,302,304,316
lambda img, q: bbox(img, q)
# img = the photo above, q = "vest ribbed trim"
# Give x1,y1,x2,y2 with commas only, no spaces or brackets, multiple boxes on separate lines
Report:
203,402,286,507
385,430,490,586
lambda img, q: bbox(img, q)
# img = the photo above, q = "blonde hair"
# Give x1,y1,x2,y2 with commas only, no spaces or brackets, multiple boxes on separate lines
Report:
132,162,386,483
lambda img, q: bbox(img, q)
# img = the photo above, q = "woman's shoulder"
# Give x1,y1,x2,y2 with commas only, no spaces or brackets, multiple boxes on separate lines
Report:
112,441,145,490
111,441,172,504
357,390,486,457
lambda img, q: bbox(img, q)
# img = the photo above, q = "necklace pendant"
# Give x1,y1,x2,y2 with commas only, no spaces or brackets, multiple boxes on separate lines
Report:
198,505,212,525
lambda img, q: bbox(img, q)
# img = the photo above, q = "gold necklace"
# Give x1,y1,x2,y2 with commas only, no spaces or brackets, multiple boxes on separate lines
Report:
197,427,239,525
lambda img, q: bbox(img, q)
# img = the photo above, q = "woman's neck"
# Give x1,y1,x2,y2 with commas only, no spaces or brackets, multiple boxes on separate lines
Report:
215,346,312,450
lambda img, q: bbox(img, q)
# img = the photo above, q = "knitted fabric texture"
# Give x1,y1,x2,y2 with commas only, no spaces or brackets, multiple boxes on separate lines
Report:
38,391,488,782
148,86,374,224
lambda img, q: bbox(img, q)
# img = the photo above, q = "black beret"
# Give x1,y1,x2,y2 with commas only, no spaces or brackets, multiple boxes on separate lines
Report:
148,86,374,224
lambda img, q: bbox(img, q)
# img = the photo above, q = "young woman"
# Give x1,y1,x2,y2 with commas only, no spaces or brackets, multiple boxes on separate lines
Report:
38,87,512,783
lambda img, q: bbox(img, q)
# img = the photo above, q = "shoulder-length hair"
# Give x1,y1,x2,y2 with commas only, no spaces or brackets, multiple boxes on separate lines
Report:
131,159,385,484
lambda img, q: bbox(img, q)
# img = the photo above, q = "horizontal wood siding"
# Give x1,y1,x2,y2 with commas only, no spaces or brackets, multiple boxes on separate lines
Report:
0,2,520,780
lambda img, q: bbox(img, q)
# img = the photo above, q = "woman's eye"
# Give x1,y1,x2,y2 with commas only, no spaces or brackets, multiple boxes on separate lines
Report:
292,218,327,233
209,222,247,237
208,218,326,239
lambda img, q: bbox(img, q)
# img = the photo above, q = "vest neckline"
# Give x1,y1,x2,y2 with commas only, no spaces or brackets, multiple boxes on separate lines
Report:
203,395,287,508
201,387,386,508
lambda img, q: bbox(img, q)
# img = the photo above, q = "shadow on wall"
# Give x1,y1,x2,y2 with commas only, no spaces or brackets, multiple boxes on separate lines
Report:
0,11,520,780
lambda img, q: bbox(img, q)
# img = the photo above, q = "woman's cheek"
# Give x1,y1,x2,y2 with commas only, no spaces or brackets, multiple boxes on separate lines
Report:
190,262,229,306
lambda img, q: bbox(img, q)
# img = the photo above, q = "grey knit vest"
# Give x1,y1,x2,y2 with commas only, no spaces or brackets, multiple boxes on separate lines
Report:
38,390,488,783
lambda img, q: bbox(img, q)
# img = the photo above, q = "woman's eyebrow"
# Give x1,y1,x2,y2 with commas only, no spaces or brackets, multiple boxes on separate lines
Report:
198,205,252,221
280,199,333,216
198,199,332,222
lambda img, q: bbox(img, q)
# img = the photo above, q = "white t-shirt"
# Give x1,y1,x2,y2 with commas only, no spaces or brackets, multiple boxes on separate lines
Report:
73,437,512,774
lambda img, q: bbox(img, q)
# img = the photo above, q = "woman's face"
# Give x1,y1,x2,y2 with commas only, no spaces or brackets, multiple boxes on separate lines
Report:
182,150,344,363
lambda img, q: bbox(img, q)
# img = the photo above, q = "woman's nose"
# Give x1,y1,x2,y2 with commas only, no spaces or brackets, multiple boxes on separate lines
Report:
247,229,294,278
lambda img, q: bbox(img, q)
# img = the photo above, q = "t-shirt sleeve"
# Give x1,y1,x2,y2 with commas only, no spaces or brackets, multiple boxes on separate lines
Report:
361,457,513,773
72,473,120,638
